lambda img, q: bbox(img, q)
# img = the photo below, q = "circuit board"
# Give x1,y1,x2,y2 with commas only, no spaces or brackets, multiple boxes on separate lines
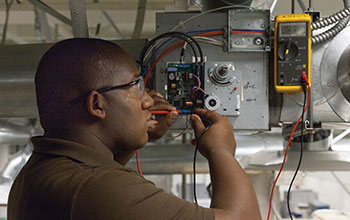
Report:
166,63,204,113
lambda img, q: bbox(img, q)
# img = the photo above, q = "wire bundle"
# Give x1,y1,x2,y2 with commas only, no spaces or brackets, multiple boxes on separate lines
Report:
139,31,204,82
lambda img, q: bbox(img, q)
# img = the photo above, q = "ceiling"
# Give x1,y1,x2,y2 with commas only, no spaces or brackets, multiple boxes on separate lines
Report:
0,0,345,44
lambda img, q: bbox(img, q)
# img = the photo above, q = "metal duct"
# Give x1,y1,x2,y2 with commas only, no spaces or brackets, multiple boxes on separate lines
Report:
0,142,32,183
0,39,146,118
0,43,51,117
0,118,38,145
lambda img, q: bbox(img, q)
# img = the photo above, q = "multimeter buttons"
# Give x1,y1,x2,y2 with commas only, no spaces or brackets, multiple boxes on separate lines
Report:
277,41,298,61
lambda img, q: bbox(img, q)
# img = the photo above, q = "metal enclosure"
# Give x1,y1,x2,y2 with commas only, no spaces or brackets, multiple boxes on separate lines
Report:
156,11,270,130
228,9,271,52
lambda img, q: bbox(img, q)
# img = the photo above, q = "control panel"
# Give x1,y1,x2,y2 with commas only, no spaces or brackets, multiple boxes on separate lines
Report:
274,14,311,93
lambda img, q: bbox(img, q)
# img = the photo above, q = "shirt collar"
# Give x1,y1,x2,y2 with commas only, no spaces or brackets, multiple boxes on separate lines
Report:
31,136,117,166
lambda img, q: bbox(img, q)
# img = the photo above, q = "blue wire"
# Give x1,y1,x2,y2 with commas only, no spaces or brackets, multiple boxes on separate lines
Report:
142,28,265,77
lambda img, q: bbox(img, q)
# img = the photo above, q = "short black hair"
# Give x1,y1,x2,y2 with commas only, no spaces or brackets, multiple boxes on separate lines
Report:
35,38,130,130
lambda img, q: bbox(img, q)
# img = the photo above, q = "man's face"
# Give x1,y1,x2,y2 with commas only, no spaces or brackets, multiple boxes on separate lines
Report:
102,57,154,151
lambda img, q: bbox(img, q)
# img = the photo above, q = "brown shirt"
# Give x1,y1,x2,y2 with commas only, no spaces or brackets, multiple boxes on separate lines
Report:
7,137,214,220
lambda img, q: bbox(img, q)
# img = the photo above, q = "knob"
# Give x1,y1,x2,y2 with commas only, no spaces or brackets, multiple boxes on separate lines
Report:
277,41,298,61
217,65,229,78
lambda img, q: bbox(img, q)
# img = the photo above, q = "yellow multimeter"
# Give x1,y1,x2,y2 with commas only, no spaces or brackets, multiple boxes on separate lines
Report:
274,14,311,93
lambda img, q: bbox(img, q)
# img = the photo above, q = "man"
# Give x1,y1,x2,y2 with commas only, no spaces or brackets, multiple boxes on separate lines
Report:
8,38,261,220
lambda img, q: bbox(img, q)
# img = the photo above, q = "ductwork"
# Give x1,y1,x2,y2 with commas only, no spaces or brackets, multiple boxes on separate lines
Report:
0,142,32,183
0,118,38,145
0,39,146,118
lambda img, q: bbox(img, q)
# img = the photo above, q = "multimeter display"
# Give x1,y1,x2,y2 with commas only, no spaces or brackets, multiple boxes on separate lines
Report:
280,22,306,37
274,14,311,93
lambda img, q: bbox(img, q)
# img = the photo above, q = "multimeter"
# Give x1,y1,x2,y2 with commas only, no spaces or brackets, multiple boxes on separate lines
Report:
274,14,311,93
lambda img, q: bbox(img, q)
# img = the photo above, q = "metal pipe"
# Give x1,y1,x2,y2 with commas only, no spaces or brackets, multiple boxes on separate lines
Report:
69,0,89,37
1,0,15,45
27,0,72,26
270,0,279,13
296,0,306,12
332,129,350,145
132,0,147,39
102,11,125,39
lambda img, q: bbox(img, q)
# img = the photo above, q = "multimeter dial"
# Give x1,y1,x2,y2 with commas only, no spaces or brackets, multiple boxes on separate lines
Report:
277,41,298,61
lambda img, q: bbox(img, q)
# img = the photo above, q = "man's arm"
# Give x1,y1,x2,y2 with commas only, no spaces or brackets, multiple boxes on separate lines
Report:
191,109,262,220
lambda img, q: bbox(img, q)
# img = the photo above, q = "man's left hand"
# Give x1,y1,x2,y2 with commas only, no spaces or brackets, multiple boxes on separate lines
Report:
147,89,178,141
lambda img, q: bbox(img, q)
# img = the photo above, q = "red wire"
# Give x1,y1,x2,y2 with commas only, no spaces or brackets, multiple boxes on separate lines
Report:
267,83,311,220
136,150,143,176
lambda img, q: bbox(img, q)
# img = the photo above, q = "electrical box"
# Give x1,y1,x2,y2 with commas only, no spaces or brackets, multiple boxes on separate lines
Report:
274,14,311,93
156,11,269,130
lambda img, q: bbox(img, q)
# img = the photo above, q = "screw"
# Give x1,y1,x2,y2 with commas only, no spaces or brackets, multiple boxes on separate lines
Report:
255,38,263,45
327,82,332,87
235,41,240,45
261,24,265,28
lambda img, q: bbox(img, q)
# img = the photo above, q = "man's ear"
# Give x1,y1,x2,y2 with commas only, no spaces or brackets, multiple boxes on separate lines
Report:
86,91,106,119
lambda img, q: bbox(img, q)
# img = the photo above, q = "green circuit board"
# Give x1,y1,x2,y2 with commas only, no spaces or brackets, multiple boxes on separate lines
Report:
166,63,203,113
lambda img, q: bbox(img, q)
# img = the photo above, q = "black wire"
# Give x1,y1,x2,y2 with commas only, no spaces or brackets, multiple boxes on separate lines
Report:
193,124,211,204
287,86,307,220
141,35,198,73
139,32,204,73
291,0,295,14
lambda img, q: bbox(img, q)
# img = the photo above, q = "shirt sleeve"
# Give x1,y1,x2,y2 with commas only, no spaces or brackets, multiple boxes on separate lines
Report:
72,166,215,220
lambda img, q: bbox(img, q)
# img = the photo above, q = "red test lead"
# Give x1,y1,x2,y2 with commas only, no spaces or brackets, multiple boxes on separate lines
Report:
150,110,181,115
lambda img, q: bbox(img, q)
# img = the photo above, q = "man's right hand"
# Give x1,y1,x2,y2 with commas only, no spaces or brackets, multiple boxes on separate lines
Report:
190,108,236,159
190,108,262,220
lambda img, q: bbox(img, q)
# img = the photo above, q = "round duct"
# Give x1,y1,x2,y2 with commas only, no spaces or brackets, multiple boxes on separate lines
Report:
320,26,350,121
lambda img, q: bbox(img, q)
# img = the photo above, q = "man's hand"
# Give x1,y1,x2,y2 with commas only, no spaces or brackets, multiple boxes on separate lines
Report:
190,109,262,220
147,89,178,141
190,108,236,159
